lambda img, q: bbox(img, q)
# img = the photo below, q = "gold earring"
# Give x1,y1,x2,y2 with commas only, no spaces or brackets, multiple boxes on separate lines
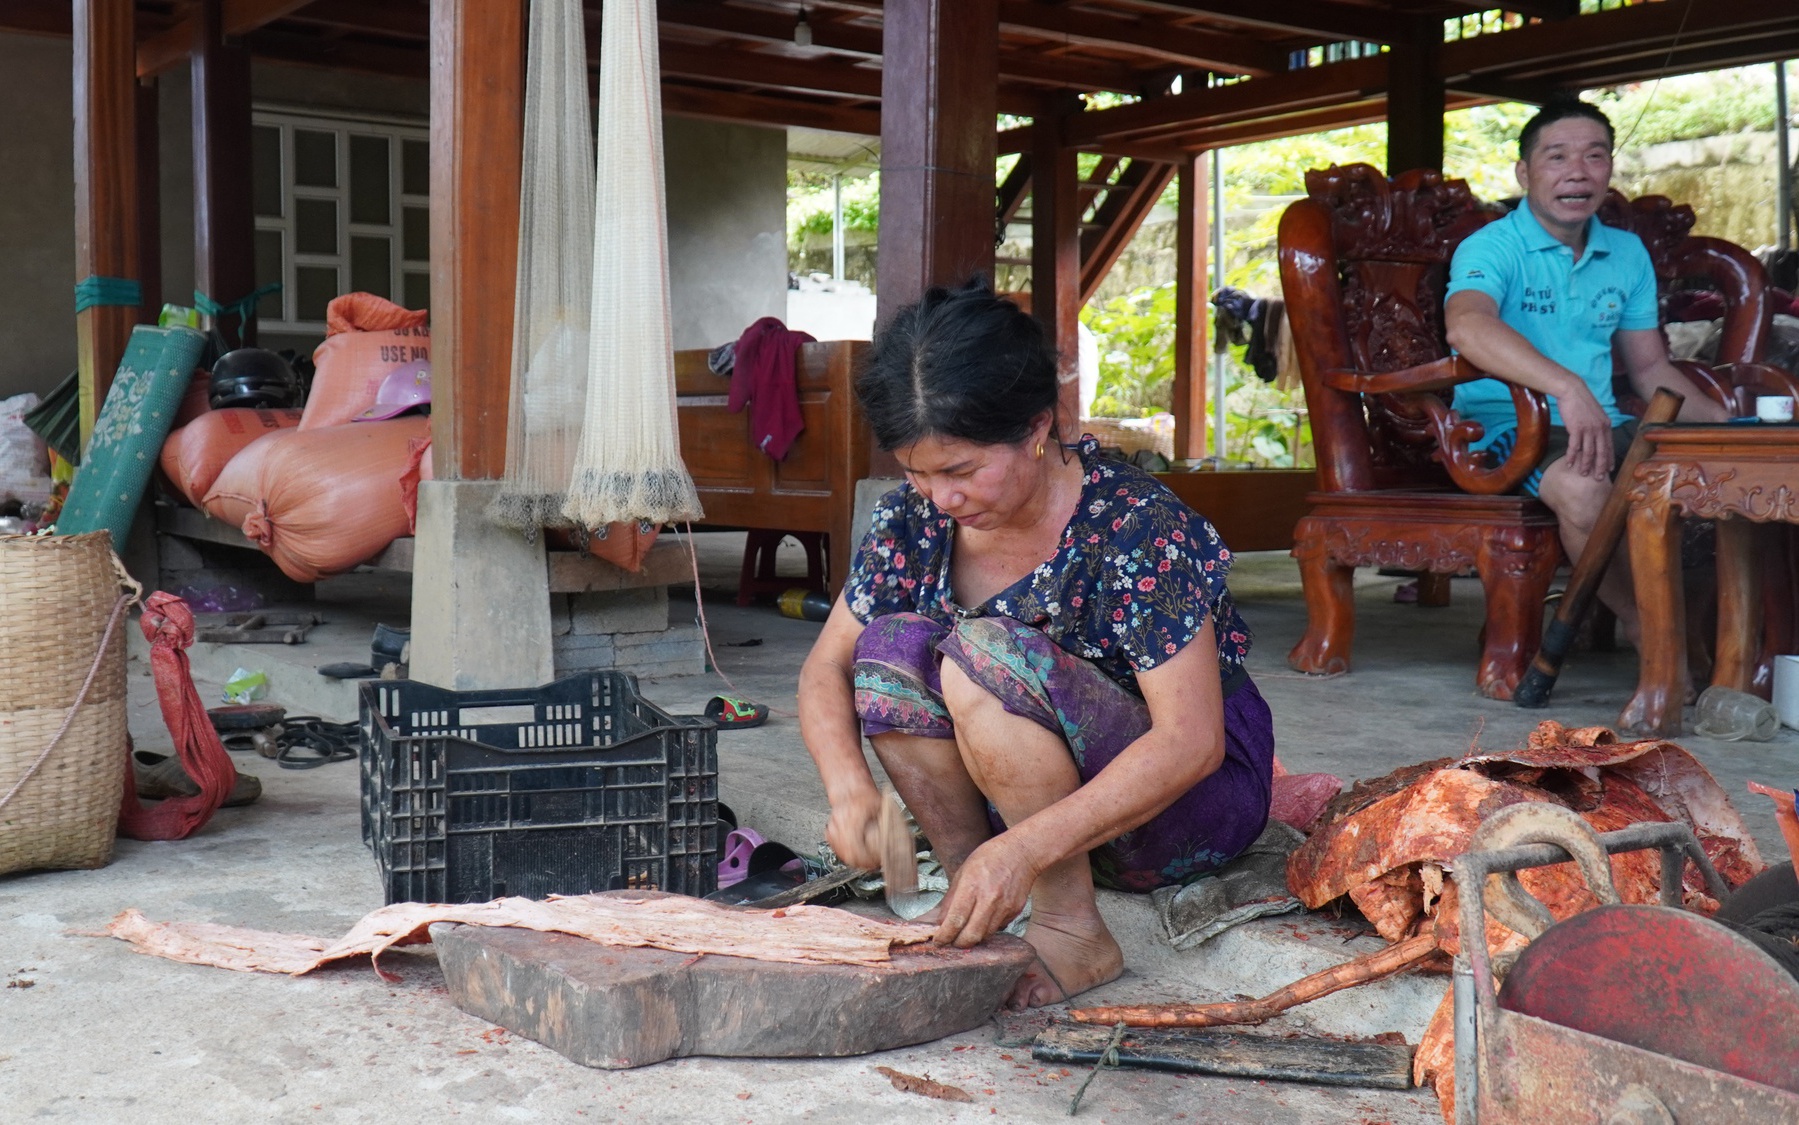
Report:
1035,442,1045,459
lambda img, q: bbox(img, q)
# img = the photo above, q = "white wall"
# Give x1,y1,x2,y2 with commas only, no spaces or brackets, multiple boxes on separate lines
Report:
663,117,789,350
0,33,77,399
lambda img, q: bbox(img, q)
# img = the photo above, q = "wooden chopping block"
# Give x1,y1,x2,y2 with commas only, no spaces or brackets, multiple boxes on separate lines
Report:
436,923,1036,1068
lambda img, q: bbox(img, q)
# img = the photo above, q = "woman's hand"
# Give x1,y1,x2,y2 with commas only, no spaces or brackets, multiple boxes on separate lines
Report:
932,832,1040,947
824,782,887,870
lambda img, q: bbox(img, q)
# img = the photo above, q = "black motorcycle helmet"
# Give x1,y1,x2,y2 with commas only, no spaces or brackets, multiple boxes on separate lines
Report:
209,349,301,410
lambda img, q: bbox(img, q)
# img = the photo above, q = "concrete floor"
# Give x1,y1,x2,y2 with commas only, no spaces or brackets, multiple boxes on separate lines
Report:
3,532,1793,1123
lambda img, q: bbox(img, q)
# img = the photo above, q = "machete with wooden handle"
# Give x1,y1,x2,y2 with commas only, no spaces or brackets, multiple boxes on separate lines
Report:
1513,387,1684,708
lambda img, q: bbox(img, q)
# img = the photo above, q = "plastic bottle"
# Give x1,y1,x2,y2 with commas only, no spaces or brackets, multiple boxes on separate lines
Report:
776,588,832,622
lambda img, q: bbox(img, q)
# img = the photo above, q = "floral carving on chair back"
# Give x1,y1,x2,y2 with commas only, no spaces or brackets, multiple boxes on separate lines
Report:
1596,190,1695,289
1304,164,1496,473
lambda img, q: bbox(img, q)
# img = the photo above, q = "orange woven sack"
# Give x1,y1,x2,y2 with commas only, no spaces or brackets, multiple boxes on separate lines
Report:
170,369,213,430
160,408,303,507
199,427,301,528
304,293,429,430
240,417,431,583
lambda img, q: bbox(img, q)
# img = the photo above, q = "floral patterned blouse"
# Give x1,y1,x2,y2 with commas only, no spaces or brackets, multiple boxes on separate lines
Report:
844,437,1252,696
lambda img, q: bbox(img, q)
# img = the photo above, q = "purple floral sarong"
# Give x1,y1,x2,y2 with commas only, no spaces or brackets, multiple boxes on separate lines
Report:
854,612,1275,892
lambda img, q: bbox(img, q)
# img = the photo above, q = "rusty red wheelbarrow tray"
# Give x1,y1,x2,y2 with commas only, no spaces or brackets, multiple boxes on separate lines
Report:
1453,820,1799,1123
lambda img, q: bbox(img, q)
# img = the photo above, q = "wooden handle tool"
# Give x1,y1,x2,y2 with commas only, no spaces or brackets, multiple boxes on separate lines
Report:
869,787,918,907
1514,387,1684,708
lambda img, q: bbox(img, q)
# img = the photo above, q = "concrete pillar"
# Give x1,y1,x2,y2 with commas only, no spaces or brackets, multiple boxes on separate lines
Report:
409,480,554,690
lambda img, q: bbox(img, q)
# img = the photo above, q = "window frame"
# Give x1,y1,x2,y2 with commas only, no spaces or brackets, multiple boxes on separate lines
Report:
251,105,430,335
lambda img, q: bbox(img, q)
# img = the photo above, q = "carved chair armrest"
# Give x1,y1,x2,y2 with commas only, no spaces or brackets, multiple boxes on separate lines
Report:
1667,359,1737,413
1713,361,1799,408
1325,358,1551,495
1321,355,1483,396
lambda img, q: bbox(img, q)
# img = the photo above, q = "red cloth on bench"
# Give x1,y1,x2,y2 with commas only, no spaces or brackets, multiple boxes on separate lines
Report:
728,317,815,461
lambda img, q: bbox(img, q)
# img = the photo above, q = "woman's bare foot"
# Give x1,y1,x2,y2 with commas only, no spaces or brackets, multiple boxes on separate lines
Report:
1007,908,1123,1009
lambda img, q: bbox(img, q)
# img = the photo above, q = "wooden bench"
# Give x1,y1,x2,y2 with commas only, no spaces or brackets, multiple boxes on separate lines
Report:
675,341,871,597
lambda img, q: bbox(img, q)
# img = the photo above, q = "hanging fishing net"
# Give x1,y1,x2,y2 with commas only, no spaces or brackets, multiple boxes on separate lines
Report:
562,0,704,529
488,0,593,532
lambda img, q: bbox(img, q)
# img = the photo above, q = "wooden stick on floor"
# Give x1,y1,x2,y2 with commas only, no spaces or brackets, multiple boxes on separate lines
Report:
1514,388,1685,709
1068,932,1439,1029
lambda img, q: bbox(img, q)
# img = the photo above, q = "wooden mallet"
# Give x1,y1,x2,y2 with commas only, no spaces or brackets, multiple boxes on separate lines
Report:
1514,387,1684,709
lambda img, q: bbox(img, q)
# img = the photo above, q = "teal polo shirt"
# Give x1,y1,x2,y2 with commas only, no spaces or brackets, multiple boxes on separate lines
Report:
1445,201,1659,448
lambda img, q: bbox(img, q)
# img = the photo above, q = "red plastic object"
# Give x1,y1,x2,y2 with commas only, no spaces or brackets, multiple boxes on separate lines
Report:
118,593,237,840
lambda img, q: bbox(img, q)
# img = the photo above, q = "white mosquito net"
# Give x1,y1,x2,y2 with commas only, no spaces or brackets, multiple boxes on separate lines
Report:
562,0,703,530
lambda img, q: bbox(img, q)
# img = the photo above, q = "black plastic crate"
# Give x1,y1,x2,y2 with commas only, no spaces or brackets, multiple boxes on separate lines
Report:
359,672,718,904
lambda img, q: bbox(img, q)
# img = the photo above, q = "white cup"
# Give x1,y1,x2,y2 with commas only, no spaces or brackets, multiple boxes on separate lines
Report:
1756,396,1796,423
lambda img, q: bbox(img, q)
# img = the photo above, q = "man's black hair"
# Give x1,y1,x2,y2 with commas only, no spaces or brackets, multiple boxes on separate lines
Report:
1518,94,1615,161
855,275,1060,453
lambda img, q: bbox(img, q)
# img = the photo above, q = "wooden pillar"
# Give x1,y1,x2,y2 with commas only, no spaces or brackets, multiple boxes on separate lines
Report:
192,0,257,346
875,0,999,327
72,0,139,444
1172,153,1209,460
429,0,525,480
1031,112,1080,437
1386,20,1445,175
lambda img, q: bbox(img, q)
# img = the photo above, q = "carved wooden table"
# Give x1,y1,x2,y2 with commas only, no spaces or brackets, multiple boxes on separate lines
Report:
1619,425,1799,736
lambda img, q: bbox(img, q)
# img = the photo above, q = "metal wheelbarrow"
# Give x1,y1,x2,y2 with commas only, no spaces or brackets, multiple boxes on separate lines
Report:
1452,810,1799,1123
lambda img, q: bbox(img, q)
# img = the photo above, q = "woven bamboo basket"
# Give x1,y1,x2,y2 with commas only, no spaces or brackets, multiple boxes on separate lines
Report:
0,533,136,875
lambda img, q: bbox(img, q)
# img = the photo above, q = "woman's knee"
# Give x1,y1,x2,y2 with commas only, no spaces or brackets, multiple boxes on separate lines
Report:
852,611,948,664
938,654,1001,719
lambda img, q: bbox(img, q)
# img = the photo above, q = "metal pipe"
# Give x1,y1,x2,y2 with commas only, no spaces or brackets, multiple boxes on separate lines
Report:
1453,955,1479,1125
832,172,846,280
1211,147,1227,460
1778,61,1792,251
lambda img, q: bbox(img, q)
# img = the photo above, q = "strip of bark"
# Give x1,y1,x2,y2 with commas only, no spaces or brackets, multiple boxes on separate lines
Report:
873,1065,975,1102
1069,932,1438,1028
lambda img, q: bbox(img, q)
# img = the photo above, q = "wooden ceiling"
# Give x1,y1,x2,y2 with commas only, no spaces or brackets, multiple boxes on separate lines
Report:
8,0,1799,153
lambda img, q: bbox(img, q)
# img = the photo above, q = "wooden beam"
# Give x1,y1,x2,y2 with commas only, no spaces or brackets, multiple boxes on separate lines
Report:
1172,153,1207,461
1441,0,1799,83
0,0,72,36
1440,0,1578,22
1445,76,1559,107
1386,21,1443,174
998,154,1033,227
1123,0,1391,45
876,0,999,325
659,43,882,100
1160,98,1390,150
1066,55,1386,146
192,0,258,347
1031,116,1081,434
429,0,524,480
235,29,432,80
73,0,139,445
138,0,314,78
1080,159,1177,304
997,1,1286,78
662,83,879,136
1510,33,1799,89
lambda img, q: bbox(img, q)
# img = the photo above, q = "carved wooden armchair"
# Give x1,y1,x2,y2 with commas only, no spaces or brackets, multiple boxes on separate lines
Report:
1277,165,1776,700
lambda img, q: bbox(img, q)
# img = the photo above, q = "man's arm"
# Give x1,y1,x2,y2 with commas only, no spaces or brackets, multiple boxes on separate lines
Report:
1614,328,1730,423
1444,289,1615,479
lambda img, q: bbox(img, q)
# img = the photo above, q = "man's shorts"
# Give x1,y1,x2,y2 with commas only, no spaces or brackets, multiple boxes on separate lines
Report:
1487,420,1638,497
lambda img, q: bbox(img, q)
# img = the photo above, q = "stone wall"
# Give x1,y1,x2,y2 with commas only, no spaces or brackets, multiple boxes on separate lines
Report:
549,588,704,679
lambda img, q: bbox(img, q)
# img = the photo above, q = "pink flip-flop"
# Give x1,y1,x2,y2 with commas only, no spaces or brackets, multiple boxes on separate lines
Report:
716,827,767,888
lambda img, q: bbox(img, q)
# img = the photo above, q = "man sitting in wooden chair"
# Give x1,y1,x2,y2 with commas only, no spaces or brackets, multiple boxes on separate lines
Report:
1443,95,1728,645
